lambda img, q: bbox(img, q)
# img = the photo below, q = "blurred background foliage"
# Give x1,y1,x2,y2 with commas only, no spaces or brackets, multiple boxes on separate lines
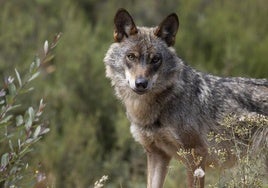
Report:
0,0,267,187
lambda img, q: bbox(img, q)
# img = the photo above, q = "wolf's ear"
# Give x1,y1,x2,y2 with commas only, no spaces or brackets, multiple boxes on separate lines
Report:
155,13,179,46
114,8,138,42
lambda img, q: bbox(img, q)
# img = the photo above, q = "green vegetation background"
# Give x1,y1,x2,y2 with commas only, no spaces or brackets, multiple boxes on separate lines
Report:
0,0,267,187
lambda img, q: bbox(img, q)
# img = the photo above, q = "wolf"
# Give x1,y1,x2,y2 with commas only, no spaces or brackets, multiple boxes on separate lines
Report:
104,8,268,188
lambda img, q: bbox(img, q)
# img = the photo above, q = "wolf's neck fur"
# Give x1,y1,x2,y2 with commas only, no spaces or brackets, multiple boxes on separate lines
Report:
117,83,174,126
124,94,161,126
116,64,183,127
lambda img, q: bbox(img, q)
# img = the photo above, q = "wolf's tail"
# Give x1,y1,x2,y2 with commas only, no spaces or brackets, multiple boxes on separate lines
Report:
252,126,268,151
252,121,268,174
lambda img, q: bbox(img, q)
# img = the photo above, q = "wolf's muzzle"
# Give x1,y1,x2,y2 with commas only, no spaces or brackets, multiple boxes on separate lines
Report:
134,77,149,94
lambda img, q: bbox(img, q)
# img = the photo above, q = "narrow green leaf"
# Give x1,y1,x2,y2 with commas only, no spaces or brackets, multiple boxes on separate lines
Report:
9,140,14,152
1,153,9,168
24,118,32,131
18,139,21,150
0,100,5,105
35,57,41,68
29,61,35,73
16,115,24,126
27,87,34,92
0,121,11,128
20,87,34,94
15,68,22,87
33,125,41,138
28,72,40,82
25,138,34,144
30,56,40,73
0,115,13,124
8,83,17,97
43,54,54,64
28,107,35,121
25,111,31,131
40,128,50,135
7,104,21,112
19,144,33,157
24,107,35,131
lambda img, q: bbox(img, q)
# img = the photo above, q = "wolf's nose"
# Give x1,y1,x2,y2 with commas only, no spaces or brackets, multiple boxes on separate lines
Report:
135,78,148,90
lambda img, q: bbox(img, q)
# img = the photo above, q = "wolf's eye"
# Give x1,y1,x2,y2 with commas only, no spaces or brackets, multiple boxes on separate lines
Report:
151,55,161,64
126,53,137,62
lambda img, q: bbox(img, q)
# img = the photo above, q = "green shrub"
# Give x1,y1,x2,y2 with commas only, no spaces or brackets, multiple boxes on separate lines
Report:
0,34,61,187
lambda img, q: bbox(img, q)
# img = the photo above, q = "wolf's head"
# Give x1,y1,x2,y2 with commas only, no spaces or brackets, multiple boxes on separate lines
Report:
104,9,181,97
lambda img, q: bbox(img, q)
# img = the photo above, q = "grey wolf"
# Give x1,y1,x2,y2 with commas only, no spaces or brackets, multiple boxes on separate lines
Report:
104,8,268,188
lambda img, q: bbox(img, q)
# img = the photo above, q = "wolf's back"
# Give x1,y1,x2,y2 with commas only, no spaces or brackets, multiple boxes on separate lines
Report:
206,76,268,117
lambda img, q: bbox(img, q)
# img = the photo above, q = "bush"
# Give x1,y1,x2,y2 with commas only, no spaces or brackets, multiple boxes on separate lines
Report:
0,34,61,187
176,114,268,188
208,114,268,187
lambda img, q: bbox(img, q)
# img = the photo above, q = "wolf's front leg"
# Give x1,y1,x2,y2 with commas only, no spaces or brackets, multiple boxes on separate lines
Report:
146,150,171,188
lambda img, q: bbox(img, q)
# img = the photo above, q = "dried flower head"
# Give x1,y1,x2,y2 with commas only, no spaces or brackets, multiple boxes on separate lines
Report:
194,167,205,178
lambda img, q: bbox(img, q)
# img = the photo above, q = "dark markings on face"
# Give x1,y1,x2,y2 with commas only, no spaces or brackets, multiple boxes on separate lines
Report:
124,49,162,77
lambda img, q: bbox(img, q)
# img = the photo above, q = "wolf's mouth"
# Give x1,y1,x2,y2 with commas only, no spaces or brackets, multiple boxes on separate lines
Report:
132,88,148,95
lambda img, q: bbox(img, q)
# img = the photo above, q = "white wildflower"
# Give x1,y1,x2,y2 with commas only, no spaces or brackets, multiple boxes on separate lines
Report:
194,167,205,178
94,175,108,188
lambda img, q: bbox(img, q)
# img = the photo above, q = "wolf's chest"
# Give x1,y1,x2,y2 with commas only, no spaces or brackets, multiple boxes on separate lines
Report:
130,123,182,157
124,97,161,125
